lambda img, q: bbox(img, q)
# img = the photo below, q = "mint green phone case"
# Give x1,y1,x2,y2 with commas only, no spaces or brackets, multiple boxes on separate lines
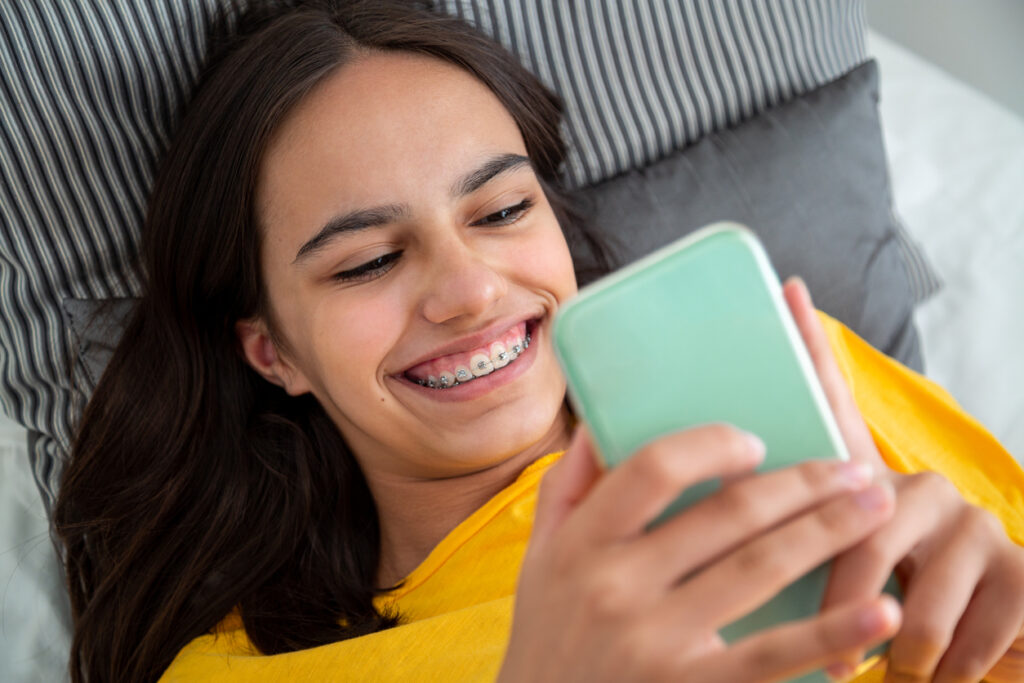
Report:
553,223,894,682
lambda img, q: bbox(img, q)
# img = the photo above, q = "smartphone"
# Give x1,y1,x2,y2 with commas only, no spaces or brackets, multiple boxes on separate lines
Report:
553,222,895,682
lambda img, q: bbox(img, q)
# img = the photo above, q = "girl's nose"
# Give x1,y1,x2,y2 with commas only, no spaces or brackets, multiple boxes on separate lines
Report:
420,238,508,325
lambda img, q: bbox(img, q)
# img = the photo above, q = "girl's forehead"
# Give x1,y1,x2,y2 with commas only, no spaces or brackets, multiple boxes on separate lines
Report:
270,51,522,172
256,51,528,244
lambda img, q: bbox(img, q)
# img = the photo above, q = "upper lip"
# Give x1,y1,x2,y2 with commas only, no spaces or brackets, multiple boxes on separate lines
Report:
395,315,539,374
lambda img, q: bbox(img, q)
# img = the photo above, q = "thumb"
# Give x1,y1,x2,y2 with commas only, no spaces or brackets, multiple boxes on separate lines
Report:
531,425,603,545
782,277,880,465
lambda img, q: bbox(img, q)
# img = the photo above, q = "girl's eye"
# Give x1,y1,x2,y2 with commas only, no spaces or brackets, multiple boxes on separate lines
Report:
333,250,402,283
471,198,534,227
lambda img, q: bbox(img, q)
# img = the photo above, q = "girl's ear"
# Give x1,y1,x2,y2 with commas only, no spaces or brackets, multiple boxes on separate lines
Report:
235,318,312,396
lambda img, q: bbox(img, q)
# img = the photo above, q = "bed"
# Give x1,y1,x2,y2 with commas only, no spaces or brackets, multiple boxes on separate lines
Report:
868,32,1024,460
2,20,1022,683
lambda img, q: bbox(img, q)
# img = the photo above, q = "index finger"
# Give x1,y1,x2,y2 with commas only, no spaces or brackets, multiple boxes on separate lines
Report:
565,424,765,545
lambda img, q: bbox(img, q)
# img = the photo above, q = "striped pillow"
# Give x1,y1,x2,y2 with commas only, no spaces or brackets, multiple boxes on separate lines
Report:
0,0,938,508
1,0,236,509
439,0,870,188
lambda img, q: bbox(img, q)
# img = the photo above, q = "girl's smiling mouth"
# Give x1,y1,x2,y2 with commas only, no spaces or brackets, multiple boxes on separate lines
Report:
392,318,542,401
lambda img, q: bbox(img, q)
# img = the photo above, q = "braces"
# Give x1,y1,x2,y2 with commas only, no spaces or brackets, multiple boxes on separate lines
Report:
414,331,531,389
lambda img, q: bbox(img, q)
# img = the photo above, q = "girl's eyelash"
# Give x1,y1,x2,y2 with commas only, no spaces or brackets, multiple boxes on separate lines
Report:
471,198,534,226
332,199,532,283
333,250,402,282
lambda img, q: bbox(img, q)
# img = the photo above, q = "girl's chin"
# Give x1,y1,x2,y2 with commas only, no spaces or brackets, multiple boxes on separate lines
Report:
422,395,572,466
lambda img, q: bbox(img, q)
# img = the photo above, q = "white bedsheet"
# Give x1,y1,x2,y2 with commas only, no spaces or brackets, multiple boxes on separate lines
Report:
869,31,1024,460
2,30,1023,683
0,414,70,682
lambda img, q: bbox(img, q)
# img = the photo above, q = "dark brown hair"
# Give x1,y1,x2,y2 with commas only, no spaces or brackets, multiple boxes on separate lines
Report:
54,1,608,681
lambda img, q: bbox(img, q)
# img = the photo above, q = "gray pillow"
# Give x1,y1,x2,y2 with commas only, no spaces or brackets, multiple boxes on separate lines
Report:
574,60,924,371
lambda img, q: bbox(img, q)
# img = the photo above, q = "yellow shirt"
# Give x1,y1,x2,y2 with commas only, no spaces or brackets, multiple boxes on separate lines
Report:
160,315,1024,681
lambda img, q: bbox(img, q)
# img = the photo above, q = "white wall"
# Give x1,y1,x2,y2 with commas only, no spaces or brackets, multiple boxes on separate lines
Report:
866,0,1024,119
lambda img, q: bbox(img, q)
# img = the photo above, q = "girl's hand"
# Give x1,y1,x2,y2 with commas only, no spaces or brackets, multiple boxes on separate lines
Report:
784,277,1024,683
500,423,901,682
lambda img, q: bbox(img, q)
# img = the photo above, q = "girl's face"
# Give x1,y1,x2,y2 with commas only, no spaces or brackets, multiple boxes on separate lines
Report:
244,52,578,481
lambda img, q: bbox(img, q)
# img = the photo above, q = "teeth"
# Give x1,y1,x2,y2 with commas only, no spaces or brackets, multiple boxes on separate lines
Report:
490,342,509,369
412,327,535,389
470,353,494,377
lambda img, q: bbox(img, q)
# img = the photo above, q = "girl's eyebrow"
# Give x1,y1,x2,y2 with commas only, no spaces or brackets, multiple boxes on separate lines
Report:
292,152,531,266
293,204,408,265
450,153,531,197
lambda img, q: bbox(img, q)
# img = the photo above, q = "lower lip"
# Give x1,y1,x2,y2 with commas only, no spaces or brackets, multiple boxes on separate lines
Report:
390,319,541,403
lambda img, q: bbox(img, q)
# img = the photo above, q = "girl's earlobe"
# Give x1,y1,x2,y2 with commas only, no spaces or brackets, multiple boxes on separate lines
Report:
235,318,289,390
235,319,314,396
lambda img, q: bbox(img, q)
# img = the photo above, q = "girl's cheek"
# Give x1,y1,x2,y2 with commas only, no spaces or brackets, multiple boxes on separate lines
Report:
311,287,405,369
522,226,577,299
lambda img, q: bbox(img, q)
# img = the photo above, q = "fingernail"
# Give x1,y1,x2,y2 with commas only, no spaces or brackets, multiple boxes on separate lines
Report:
742,431,766,460
825,662,855,682
859,596,901,635
793,276,811,300
837,461,874,489
854,481,893,510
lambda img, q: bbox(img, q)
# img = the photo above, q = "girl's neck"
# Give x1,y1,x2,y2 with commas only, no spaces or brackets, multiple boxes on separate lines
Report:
370,407,574,588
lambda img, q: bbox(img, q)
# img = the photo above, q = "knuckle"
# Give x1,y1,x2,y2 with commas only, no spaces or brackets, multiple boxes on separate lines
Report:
857,536,895,569
734,542,788,585
618,626,680,679
942,653,991,682
632,425,760,494
960,504,1003,539
704,423,755,460
581,564,635,619
887,662,935,681
910,470,957,499
545,544,577,582
815,497,861,536
742,640,790,673
796,458,839,493
714,484,766,529
810,618,850,656
892,625,951,672
885,672,931,683
630,445,682,490
723,424,754,456
703,422,740,443
907,622,951,650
